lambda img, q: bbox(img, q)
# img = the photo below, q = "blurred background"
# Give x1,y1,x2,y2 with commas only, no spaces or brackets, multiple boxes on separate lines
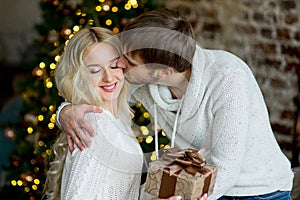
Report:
0,0,299,199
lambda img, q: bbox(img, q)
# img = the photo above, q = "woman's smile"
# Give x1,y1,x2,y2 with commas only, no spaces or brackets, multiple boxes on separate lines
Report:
100,82,117,92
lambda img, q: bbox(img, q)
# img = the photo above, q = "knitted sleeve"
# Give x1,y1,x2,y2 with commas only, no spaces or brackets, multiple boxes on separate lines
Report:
61,112,142,200
208,70,250,199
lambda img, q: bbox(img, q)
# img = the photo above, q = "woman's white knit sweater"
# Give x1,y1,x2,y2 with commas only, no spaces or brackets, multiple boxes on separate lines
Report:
130,45,294,199
61,109,143,200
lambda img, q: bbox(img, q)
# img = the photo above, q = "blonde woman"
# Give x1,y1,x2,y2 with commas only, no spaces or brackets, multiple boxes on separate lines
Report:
44,27,143,200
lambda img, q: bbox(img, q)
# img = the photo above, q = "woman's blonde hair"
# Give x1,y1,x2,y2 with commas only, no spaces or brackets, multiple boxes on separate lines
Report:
43,27,131,199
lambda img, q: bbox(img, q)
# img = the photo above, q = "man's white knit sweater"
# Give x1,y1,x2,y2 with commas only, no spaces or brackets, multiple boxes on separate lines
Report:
130,45,294,199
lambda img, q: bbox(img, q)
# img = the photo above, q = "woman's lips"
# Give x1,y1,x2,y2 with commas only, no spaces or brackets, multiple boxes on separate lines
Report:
100,83,117,92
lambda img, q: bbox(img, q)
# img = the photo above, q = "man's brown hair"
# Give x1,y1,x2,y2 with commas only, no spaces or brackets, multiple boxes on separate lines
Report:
121,8,196,72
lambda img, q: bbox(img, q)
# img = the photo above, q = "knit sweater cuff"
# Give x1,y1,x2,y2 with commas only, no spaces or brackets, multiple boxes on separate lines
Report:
55,102,71,129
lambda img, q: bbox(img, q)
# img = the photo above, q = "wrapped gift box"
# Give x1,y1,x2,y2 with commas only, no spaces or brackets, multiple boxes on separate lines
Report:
144,148,217,200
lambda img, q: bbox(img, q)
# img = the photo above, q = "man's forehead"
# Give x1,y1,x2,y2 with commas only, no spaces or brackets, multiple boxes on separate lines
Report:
123,52,143,65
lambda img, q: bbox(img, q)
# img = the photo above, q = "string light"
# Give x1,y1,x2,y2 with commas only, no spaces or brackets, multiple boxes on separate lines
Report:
103,4,110,11
26,176,33,182
140,126,149,135
37,115,44,121
53,0,59,6
41,152,47,158
105,19,112,26
34,179,40,185
33,66,43,77
124,3,131,10
48,123,55,129
73,25,80,32
36,69,43,76
88,19,94,25
11,180,17,186
46,149,52,155
64,28,72,35
113,27,119,33
49,105,55,111
17,180,23,186
50,70,55,76
146,135,153,143
27,127,33,134
46,79,53,88
55,55,61,62
38,141,45,147
69,34,74,39
130,0,138,5
136,103,141,108
65,39,70,46
53,41,59,47
95,6,102,12
34,167,40,173
32,185,38,190
130,0,138,7
79,19,86,24
33,149,37,155
50,63,56,70
50,114,56,123
150,152,157,161
143,112,150,118
75,9,82,15
39,62,46,69
112,6,118,12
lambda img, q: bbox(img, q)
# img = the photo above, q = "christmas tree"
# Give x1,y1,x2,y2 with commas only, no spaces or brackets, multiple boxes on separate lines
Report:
0,0,167,199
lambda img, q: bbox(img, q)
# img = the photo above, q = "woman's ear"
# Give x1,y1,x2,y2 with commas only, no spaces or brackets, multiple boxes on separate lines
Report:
158,67,174,78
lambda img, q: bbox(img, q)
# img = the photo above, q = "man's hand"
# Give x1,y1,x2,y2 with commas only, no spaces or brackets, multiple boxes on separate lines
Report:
59,104,102,151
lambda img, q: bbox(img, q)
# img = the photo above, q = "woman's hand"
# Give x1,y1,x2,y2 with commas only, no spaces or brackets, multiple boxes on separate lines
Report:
157,193,208,200
59,104,102,151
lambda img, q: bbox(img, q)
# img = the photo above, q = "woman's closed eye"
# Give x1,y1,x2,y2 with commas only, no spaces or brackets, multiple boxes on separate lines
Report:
88,66,104,74
87,58,119,73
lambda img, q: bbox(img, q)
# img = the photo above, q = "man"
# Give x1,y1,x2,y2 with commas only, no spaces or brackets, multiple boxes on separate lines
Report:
56,8,294,199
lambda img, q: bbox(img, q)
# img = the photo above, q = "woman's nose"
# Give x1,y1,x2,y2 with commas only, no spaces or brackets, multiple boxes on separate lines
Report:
102,68,113,82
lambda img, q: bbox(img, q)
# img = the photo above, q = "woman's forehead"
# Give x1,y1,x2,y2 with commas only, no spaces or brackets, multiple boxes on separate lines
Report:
84,42,119,63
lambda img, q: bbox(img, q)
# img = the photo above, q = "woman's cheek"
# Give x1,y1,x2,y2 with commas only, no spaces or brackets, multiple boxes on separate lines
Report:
117,68,125,79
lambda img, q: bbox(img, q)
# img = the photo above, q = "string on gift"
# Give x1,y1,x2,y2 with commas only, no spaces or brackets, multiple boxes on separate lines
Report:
154,96,185,160
171,97,184,148
154,104,159,159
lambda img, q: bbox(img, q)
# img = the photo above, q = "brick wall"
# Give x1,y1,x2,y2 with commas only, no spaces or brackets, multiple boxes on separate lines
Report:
160,0,300,164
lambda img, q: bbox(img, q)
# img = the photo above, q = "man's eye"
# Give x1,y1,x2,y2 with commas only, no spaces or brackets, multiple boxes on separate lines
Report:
110,66,119,69
110,60,119,69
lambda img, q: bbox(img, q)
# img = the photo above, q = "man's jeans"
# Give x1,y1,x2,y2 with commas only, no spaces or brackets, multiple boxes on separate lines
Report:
218,191,292,200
